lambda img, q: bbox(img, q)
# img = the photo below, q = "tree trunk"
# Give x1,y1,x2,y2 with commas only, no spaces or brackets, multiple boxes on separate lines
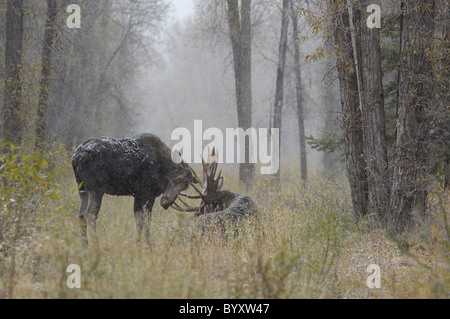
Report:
272,0,290,184
2,0,24,145
290,0,307,183
239,0,254,185
35,0,58,149
390,0,436,234
332,0,368,220
359,0,389,221
226,0,254,186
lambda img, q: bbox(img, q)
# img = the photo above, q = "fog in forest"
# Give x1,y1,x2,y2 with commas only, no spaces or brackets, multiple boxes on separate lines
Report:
133,0,342,175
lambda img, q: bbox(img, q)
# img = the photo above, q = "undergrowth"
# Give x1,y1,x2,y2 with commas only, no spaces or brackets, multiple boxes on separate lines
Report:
0,143,448,299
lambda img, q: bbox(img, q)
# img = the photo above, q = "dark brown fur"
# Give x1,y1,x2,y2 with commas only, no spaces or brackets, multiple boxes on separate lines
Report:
195,190,258,234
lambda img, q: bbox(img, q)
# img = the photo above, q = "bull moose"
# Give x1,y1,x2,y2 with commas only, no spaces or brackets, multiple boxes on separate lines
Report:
71,133,201,243
171,148,258,233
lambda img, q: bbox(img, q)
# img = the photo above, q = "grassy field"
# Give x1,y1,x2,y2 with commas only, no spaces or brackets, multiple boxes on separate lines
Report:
0,148,449,299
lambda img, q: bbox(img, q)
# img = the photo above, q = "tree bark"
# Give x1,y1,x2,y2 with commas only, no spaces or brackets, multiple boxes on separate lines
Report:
272,0,290,184
359,0,389,221
2,0,24,145
35,0,58,149
390,0,436,233
239,0,254,185
226,0,254,186
332,0,368,220
290,0,307,183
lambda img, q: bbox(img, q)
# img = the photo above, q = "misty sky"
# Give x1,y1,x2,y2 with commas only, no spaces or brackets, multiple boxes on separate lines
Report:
170,0,195,20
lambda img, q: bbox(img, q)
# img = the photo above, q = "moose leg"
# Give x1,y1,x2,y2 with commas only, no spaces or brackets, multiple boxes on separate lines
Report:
143,199,155,244
85,192,103,243
134,198,154,245
77,191,89,242
134,198,145,244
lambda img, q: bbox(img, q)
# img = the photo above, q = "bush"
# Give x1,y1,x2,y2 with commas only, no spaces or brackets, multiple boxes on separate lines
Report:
0,141,65,297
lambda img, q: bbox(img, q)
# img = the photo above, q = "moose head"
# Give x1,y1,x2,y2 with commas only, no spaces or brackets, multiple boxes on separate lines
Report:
160,152,201,210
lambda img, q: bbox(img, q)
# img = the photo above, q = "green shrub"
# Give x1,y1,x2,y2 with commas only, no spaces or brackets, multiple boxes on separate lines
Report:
0,141,67,297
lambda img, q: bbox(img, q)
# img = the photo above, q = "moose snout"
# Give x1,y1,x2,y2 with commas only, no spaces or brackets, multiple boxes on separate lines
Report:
160,196,172,210
161,190,179,210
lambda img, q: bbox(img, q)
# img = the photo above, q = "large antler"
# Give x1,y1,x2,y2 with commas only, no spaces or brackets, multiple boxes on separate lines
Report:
202,148,223,195
171,198,204,212
170,148,223,213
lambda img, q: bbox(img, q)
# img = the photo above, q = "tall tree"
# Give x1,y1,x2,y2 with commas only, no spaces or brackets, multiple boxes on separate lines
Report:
390,0,436,233
359,0,389,220
272,0,290,184
2,0,24,145
290,0,307,183
332,0,368,220
226,0,254,185
35,0,58,149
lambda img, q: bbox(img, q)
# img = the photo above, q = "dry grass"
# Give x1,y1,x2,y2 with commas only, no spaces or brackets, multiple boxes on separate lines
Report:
0,158,448,299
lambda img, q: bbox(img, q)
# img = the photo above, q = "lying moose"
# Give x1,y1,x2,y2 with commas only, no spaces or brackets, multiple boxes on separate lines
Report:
72,133,201,243
170,148,258,233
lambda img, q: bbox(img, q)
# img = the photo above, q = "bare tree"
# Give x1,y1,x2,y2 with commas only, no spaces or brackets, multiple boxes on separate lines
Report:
2,0,24,145
290,0,307,183
359,0,389,220
45,0,169,145
226,0,254,185
390,0,436,233
272,0,290,184
35,0,58,149
332,0,368,220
